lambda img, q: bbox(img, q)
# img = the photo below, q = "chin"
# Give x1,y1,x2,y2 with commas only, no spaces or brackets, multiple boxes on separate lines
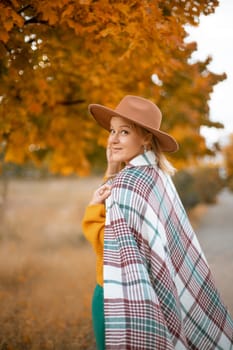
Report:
112,154,124,162
114,158,125,164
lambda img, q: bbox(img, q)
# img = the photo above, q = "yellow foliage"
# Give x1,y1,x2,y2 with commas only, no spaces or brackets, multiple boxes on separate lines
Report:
0,0,224,175
223,134,233,178
0,3,23,42
30,102,43,115
0,30,9,43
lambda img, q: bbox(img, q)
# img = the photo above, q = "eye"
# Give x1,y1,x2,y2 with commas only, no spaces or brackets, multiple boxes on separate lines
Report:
121,129,129,135
109,128,115,135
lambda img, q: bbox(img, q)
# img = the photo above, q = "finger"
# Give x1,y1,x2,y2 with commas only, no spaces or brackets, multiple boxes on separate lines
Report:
99,185,111,197
100,184,111,190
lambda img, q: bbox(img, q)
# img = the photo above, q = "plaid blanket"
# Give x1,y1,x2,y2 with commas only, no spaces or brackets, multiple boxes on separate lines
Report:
104,151,233,349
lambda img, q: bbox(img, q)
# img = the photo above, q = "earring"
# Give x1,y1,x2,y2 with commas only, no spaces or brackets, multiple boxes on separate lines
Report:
144,145,147,153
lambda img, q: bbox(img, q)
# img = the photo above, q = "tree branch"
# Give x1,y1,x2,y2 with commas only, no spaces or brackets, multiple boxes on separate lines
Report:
57,99,86,106
24,17,48,25
17,4,33,14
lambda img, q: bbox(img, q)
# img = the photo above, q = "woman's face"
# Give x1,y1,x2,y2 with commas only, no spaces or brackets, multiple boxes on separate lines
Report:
108,116,148,164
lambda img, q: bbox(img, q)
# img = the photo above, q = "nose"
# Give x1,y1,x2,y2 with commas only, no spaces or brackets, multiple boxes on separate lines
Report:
109,132,119,144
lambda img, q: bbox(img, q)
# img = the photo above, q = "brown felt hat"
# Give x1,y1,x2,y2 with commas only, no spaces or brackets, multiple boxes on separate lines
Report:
88,95,178,152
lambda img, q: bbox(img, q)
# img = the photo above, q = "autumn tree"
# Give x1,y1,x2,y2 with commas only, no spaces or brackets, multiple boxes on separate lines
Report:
0,0,223,175
222,134,233,190
157,56,225,168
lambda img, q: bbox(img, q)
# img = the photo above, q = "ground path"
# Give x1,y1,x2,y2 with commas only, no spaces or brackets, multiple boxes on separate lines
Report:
196,189,233,315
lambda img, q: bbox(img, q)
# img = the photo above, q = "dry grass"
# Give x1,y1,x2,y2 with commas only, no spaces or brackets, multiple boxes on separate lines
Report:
0,177,102,350
0,177,211,350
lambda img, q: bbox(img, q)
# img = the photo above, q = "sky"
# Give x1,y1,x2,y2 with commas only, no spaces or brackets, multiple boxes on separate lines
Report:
185,0,233,147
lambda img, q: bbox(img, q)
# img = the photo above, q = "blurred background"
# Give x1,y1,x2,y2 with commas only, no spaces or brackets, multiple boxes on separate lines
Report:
0,0,233,349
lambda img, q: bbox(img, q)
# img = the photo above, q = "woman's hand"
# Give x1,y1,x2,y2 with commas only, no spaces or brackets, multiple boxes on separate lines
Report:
106,145,115,164
105,145,121,178
89,184,112,205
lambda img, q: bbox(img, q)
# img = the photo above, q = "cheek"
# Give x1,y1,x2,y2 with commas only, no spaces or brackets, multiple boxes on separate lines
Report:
131,136,144,148
128,139,143,153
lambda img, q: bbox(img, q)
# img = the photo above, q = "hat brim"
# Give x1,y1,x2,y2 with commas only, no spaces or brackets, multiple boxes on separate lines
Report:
89,104,179,153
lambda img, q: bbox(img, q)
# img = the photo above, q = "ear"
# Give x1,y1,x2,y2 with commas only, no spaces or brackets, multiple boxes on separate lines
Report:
143,133,153,148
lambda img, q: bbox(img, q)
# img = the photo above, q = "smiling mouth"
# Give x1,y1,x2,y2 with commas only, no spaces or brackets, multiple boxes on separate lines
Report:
112,148,122,152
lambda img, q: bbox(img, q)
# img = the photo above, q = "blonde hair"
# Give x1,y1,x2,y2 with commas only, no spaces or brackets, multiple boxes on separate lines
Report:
135,124,176,176
150,136,176,176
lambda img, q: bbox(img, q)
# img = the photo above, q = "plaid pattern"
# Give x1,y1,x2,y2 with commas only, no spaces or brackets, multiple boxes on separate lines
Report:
104,151,233,349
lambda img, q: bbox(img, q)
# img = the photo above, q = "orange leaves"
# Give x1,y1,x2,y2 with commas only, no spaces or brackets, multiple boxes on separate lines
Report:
44,114,92,176
35,1,60,25
0,0,222,175
49,152,90,176
0,2,23,43
4,130,28,164
29,102,43,115
98,25,118,39
223,134,233,179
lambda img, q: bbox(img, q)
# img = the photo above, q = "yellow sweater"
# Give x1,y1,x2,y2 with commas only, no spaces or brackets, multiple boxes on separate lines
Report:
82,204,105,286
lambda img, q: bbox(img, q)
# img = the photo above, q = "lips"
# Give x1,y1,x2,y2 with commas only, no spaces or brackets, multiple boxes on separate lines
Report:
112,148,122,152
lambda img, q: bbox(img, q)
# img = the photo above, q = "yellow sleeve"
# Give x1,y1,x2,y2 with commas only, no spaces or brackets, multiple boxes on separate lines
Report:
82,204,105,252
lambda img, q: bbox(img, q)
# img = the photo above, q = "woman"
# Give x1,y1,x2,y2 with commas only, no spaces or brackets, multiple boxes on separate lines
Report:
82,95,233,349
